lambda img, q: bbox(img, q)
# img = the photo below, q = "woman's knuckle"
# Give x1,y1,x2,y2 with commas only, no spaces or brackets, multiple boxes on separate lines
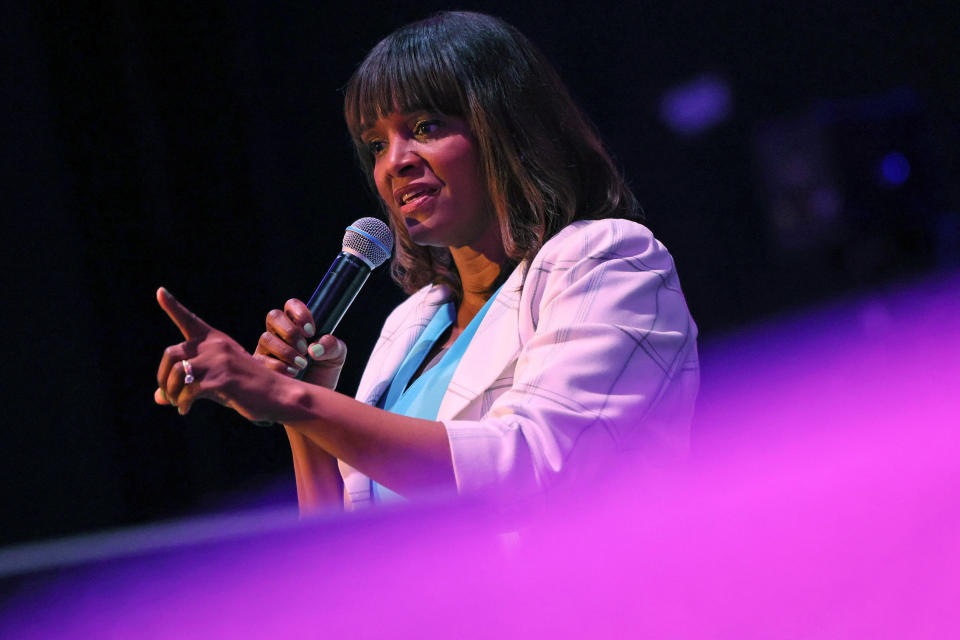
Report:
266,308,284,326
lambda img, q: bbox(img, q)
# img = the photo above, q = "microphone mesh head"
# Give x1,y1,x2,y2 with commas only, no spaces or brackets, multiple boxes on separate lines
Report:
342,217,393,269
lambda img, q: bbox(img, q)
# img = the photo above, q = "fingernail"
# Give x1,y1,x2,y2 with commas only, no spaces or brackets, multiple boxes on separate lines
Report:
303,323,316,337
294,356,308,369
296,339,308,354
309,343,324,358
286,366,299,376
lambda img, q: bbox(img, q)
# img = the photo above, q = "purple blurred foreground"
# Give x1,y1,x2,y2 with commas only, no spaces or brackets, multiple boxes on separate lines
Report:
3,273,958,638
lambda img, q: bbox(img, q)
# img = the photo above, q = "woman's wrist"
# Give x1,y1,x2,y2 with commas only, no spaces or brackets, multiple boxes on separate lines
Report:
268,373,331,425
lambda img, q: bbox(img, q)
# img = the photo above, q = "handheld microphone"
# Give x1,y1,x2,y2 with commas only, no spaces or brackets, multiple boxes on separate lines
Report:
296,217,393,381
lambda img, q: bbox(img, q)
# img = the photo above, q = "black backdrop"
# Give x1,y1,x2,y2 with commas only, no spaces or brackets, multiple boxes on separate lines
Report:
3,0,957,546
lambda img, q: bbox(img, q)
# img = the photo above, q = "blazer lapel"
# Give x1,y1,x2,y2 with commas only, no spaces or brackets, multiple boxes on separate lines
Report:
344,283,451,507
355,284,450,406
437,264,525,420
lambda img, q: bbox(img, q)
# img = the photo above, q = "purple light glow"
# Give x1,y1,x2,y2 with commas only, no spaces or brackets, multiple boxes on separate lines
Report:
2,273,958,638
879,151,910,187
659,74,732,136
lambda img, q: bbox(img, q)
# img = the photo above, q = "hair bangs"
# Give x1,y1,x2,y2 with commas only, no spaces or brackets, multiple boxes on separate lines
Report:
346,29,467,145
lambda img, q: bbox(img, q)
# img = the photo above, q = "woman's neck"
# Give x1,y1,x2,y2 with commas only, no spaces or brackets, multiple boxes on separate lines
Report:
449,234,506,328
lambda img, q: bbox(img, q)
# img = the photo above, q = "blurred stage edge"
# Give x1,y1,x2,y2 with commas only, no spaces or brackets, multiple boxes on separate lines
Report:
2,271,958,639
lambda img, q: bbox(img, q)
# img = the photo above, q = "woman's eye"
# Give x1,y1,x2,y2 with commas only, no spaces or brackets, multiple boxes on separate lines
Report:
367,140,386,156
414,120,442,136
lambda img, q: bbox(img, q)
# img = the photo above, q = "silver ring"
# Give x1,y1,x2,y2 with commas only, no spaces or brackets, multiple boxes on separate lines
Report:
181,359,195,384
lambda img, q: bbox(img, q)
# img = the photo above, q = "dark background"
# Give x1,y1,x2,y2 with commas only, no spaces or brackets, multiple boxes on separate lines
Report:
2,0,957,547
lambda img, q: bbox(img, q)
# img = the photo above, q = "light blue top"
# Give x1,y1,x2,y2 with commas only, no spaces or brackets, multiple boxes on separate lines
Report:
372,288,501,503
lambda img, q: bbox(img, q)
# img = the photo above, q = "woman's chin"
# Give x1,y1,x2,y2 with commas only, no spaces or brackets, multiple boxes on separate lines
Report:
404,218,445,247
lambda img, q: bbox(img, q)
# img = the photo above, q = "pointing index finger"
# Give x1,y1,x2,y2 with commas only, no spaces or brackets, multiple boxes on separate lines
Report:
157,287,212,340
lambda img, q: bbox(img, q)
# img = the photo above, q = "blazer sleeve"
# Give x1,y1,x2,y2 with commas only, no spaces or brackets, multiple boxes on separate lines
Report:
442,219,700,502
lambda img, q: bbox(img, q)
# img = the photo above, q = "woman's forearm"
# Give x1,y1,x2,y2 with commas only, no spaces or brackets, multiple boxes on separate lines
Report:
279,379,457,498
153,288,456,499
284,425,344,513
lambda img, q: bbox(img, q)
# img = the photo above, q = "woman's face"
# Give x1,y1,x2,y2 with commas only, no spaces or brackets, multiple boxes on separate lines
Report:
361,111,498,252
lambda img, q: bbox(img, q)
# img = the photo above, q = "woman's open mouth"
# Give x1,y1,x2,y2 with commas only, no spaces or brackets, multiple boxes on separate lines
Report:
396,185,440,213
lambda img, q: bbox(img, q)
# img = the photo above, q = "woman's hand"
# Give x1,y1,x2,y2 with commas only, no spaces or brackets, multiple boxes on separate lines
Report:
250,298,349,511
252,298,347,390
154,287,296,423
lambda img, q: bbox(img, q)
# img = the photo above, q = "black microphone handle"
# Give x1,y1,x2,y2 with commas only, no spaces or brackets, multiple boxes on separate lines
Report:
295,251,371,381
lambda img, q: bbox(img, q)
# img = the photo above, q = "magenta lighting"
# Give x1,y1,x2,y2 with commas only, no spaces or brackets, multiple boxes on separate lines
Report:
2,273,958,638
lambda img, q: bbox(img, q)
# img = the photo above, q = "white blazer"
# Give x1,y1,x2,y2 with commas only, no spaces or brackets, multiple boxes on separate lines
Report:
340,219,700,507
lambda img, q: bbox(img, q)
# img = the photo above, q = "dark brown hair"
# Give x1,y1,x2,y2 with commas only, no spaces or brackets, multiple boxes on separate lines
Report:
344,11,639,297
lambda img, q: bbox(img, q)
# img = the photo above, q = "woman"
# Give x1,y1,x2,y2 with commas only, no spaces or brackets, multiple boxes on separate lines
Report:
155,12,699,511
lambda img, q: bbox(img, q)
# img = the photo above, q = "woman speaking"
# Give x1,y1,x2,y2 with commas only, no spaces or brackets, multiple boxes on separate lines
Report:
155,11,699,511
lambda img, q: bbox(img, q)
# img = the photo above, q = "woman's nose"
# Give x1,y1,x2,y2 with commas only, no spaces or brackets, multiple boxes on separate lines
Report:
383,136,420,176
